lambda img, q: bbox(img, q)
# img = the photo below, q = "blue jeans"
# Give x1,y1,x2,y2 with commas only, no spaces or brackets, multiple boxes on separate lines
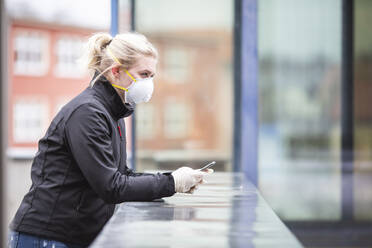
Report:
8,230,84,248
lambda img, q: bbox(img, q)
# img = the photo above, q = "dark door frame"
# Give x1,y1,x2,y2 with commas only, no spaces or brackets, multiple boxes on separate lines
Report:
1,0,5,245
341,0,354,221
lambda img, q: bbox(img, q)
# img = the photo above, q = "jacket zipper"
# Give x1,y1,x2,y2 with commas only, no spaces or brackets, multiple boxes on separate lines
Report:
117,124,122,137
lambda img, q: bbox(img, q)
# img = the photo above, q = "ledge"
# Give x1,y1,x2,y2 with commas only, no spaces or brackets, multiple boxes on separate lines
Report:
90,172,303,247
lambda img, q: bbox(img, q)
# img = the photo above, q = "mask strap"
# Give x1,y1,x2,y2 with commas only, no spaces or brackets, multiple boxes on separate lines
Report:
124,69,137,82
111,83,128,92
107,47,137,82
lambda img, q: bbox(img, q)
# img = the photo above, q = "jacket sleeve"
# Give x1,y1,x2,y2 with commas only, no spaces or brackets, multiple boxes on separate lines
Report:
64,103,176,204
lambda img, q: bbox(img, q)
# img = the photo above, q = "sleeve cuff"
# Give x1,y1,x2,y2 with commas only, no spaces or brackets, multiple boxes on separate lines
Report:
162,172,176,195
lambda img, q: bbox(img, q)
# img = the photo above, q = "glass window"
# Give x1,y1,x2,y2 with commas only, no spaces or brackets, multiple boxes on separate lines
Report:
120,0,234,172
14,31,49,76
13,99,48,143
258,0,342,220
55,37,85,78
163,101,191,139
137,103,156,139
163,47,191,82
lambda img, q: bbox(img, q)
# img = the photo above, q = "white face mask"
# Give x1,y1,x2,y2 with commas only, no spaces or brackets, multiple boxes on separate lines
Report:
106,47,154,105
124,77,154,105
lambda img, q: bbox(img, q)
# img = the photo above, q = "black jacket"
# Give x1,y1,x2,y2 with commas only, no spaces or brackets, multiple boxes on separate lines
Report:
9,75,176,246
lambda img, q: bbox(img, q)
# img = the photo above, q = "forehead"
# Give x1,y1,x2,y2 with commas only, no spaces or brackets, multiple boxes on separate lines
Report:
131,56,157,73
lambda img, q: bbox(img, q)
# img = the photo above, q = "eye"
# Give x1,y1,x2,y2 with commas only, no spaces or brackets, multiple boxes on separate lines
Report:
140,72,149,77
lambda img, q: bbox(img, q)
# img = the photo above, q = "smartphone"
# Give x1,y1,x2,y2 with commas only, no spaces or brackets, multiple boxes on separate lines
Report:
199,161,216,171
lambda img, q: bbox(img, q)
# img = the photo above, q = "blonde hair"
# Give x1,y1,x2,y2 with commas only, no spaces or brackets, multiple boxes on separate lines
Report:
80,32,158,86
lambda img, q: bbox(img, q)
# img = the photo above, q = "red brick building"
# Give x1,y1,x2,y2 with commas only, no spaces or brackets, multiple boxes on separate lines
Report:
7,19,99,158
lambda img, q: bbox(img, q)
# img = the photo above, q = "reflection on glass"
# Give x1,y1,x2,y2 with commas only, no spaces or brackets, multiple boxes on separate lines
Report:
124,0,233,172
258,0,342,220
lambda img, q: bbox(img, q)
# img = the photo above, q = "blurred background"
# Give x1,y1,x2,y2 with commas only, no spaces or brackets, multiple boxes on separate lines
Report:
1,0,371,247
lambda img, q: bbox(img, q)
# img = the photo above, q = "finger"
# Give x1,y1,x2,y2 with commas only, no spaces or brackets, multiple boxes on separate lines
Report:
184,185,191,192
198,170,209,175
188,184,199,193
186,188,194,194
187,184,195,191
189,186,197,194
193,170,206,176
195,176,203,183
192,173,204,183
191,177,200,186
200,179,207,184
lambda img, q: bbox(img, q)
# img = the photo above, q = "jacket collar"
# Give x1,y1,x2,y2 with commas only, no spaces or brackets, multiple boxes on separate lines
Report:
91,72,134,120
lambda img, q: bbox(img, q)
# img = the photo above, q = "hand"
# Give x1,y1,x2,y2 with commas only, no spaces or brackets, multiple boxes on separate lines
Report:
185,168,214,194
200,168,214,174
171,167,205,193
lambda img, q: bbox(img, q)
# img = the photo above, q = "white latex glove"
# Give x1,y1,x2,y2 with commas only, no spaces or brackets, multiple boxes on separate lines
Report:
171,167,205,193
186,184,199,194
186,168,214,194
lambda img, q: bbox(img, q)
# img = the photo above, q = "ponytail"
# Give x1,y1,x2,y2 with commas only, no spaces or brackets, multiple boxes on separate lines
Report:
79,33,112,73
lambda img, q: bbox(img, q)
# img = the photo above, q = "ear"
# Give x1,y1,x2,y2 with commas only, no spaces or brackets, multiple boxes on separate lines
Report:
111,66,120,77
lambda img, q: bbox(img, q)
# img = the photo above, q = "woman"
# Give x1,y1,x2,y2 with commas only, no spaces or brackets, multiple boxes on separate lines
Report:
8,32,210,248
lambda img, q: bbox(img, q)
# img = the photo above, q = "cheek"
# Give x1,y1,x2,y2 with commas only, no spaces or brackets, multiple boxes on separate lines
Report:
119,74,133,88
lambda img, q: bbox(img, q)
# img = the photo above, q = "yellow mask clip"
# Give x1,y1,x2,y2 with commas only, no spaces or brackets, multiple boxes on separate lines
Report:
111,84,128,92
107,47,137,83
